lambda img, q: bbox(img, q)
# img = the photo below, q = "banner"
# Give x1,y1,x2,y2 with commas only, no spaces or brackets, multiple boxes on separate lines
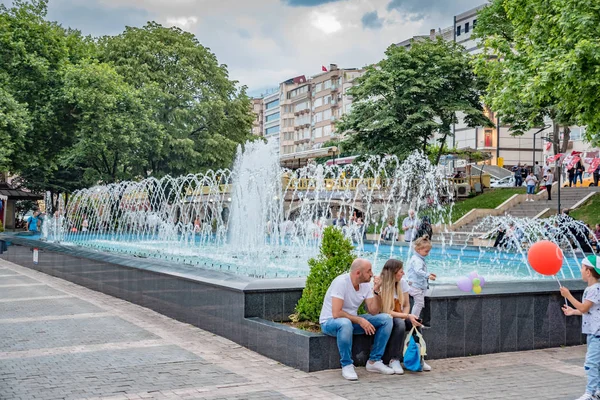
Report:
547,153,564,163
588,158,600,174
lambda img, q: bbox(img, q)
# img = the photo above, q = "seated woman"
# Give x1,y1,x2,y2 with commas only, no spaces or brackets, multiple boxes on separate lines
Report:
379,259,430,373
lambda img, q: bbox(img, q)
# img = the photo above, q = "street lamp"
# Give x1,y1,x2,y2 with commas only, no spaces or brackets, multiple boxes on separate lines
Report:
532,125,550,170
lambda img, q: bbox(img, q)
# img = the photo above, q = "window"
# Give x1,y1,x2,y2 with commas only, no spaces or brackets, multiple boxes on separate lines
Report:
465,22,470,33
323,125,332,137
323,109,332,120
473,19,477,29
315,82,322,93
323,80,332,90
313,97,323,108
314,127,323,138
265,112,280,122
313,112,322,123
266,99,279,110
265,125,280,135
344,104,352,114
324,94,332,104
294,101,308,112
456,25,461,36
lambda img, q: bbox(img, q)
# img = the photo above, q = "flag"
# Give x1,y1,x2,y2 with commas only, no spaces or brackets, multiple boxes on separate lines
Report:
571,150,583,156
321,65,328,72
547,153,564,163
545,142,552,152
588,158,600,173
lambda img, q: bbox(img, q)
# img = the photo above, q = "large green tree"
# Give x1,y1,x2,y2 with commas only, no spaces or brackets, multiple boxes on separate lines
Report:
337,38,491,163
61,61,159,183
474,0,600,150
99,22,255,177
0,0,92,194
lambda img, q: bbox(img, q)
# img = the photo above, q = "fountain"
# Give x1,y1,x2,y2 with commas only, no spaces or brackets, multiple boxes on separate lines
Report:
1,139,595,372
42,141,456,279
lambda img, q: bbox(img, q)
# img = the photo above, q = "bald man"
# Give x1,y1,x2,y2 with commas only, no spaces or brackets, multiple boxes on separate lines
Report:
319,258,394,380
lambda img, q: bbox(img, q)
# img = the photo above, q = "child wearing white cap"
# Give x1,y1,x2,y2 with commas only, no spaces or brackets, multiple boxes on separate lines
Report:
560,255,600,400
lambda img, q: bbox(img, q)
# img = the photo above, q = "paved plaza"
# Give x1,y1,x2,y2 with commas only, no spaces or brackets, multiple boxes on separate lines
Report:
0,258,590,400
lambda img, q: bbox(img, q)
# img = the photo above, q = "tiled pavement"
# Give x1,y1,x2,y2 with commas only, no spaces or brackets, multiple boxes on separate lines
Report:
0,259,589,400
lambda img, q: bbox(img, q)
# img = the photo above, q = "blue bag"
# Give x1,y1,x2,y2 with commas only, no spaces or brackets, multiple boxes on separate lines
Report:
403,326,427,372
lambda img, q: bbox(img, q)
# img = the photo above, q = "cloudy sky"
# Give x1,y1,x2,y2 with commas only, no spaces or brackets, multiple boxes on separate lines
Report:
3,0,485,96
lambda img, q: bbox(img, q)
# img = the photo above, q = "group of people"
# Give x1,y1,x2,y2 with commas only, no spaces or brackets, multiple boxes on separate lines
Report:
320,235,435,380
379,210,432,243
513,161,556,201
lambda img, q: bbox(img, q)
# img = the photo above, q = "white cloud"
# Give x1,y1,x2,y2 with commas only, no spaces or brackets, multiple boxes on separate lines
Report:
166,16,198,30
36,0,485,92
311,12,342,34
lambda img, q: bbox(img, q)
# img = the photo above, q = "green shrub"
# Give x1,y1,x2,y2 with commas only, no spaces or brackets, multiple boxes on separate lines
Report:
293,226,355,323
0,220,3,232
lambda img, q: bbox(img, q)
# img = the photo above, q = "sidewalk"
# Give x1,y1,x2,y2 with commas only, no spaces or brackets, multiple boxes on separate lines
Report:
0,258,588,400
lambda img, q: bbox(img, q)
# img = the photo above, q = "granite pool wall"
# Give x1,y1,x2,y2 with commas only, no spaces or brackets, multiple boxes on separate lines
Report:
0,235,586,372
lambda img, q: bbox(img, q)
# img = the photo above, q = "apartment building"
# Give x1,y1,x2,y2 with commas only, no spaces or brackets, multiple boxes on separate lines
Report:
262,89,281,152
280,64,365,167
251,98,263,136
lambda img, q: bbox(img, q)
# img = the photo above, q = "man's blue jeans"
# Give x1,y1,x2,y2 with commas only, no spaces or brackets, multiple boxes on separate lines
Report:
585,335,600,394
321,313,393,367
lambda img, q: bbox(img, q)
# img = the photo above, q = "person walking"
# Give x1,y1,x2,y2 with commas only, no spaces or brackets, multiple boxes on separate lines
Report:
568,166,576,187
575,159,584,186
402,210,419,243
543,171,554,201
525,171,538,202
594,163,600,187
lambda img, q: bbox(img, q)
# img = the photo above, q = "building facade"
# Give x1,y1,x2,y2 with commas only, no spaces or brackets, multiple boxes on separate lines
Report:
251,98,263,137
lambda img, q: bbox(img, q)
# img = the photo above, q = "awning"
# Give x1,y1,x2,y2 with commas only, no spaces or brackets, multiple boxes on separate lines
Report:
280,146,338,168
0,183,43,201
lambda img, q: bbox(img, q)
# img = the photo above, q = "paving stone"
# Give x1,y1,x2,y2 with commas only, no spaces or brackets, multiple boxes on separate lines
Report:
0,297,102,319
0,316,158,352
0,284,64,300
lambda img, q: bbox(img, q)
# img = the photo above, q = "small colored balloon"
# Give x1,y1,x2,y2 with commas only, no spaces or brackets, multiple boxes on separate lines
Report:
457,276,472,292
472,278,481,286
468,271,478,279
527,240,563,276
472,285,482,294
479,276,486,287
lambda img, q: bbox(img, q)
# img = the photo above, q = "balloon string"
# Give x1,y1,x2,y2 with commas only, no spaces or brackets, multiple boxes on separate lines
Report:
554,275,568,307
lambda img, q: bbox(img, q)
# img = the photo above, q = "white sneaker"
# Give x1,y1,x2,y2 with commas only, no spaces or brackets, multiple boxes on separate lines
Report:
574,393,595,400
389,360,404,375
341,364,358,381
422,361,432,371
366,360,395,375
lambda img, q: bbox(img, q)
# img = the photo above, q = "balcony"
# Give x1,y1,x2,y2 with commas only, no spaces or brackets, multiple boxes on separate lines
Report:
331,84,339,92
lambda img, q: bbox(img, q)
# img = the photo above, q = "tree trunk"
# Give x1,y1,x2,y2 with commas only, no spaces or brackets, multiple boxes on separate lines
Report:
435,132,449,165
560,126,571,154
552,120,560,155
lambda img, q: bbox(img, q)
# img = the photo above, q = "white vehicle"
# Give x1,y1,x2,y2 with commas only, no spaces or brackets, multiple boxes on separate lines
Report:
489,176,525,188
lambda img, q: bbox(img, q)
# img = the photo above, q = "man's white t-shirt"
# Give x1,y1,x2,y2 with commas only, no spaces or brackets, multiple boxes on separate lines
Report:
319,273,373,324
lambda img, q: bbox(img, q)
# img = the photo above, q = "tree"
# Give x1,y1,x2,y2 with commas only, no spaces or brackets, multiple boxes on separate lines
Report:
473,0,600,151
337,38,492,164
0,86,29,171
0,0,93,193
99,23,255,177
61,61,159,183
294,226,355,323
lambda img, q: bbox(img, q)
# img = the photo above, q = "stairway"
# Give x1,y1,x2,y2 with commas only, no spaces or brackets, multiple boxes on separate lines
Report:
440,186,599,245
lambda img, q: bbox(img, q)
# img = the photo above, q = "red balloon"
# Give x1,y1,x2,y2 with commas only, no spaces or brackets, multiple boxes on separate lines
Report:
527,240,564,276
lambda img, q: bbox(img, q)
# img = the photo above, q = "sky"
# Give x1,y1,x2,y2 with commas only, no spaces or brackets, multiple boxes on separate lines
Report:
2,0,485,97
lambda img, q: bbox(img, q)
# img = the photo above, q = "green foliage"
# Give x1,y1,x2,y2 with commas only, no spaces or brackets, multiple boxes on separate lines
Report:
337,38,492,163
0,1,255,195
99,22,255,177
570,193,600,227
294,226,355,323
473,0,600,149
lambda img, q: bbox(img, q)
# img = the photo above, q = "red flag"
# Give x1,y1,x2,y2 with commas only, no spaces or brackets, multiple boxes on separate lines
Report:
571,150,583,156
587,158,600,173
321,65,328,72
547,153,564,163
544,142,552,152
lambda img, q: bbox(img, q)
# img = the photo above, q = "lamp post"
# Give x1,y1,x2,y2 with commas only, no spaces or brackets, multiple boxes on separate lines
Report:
532,126,549,171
